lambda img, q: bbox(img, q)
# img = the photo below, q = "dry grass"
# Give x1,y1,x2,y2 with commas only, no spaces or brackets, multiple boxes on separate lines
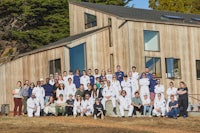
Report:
0,115,200,133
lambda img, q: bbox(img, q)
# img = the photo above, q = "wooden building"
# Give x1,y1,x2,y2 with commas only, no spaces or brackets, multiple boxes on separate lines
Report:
1,1,200,109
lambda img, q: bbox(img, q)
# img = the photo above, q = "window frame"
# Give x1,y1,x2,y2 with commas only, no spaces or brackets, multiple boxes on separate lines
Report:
49,58,61,75
145,56,162,78
165,58,182,79
196,60,200,80
84,12,97,29
143,30,160,52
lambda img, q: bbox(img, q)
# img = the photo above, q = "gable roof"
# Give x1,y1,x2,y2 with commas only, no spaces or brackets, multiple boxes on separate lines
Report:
16,26,108,58
69,1,200,27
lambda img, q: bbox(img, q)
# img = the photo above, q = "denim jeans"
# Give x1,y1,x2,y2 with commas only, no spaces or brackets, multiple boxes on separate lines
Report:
167,108,179,118
143,105,152,116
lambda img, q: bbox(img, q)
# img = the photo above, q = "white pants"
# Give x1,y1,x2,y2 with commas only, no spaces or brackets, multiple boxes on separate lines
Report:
44,106,56,115
73,106,83,115
83,107,93,116
153,107,165,116
27,106,40,117
37,97,44,109
101,97,116,109
119,104,134,116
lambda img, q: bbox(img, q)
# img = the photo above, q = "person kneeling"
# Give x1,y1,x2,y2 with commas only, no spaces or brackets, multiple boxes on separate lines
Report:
44,96,56,116
93,98,104,119
166,95,179,119
118,90,133,117
27,93,40,117
55,94,66,116
153,93,166,117
82,93,93,116
65,94,74,116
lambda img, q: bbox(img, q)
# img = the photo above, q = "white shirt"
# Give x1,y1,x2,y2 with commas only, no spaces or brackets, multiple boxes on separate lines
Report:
166,87,177,100
118,95,131,107
121,80,132,99
102,86,115,97
154,99,166,109
49,79,55,86
132,72,139,81
155,85,165,94
106,74,113,82
80,75,90,90
63,76,68,82
32,86,45,98
74,100,84,108
142,98,151,106
64,83,76,98
139,78,150,86
58,80,65,84
83,98,93,109
55,99,66,105
27,97,39,109
56,89,65,98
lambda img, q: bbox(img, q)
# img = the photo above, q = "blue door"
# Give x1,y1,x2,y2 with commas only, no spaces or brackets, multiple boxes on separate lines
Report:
70,43,86,73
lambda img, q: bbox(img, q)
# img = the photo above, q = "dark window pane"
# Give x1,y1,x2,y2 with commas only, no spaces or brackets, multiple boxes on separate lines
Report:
84,13,97,29
165,58,181,79
145,57,161,77
49,59,61,75
196,60,200,79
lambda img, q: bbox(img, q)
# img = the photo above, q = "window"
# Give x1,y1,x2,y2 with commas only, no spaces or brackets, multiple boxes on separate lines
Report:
145,57,161,77
196,60,200,79
84,13,97,29
144,30,160,51
165,58,181,79
49,58,61,75
108,18,113,47
162,15,184,20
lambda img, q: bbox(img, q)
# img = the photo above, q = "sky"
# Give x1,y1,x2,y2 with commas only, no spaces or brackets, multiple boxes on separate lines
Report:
128,0,150,9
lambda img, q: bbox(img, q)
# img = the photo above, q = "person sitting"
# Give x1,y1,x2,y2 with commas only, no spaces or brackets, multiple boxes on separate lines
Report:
83,83,93,98
93,98,104,119
82,94,94,116
101,80,117,115
142,94,153,117
27,93,40,117
65,94,74,117
55,94,66,116
73,95,84,118
131,91,143,117
44,96,56,116
166,95,179,119
153,93,166,117
118,90,134,117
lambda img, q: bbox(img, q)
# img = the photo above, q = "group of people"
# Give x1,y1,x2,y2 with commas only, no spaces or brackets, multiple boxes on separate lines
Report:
12,65,189,119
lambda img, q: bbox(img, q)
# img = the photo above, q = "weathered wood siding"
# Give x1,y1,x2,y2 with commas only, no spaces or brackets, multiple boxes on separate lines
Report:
0,47,68,109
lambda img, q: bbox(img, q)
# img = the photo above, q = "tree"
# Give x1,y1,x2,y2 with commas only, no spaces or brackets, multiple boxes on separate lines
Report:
149,0,200,14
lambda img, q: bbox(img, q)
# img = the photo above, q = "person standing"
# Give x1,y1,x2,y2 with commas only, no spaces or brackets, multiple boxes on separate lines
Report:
88,69,95,86
131,66,139,93
144,67,152,80
139,73,150,100
115,65,124,84
154,79,165,102
177,81,188,118
106,68,113,82
32,81,45,116
12,81,23,116
28,82,35,98
65,78,76,100
21,81,29,115
121,75,132,100
43,78,54,105
80,70,90,90
149,73,157,102
73,69,81,89
111,75,122,100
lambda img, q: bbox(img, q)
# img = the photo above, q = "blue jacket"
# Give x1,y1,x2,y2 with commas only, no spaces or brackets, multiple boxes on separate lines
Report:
149,79,157,92
115,71,124,83
42,84,53,96
73,75,80,88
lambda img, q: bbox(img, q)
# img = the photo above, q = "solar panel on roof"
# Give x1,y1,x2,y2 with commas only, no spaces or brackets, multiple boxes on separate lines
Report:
162,15,184,20
191,18,200,22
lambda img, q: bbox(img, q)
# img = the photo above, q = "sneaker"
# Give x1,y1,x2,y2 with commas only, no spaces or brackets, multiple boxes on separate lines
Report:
94,115,97,120
65,114,68,117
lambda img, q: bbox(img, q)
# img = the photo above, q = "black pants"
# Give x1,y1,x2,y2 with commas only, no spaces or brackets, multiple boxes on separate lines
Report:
178,96,188,116
133,106,143,115
94,109,104,116
66,106,73,116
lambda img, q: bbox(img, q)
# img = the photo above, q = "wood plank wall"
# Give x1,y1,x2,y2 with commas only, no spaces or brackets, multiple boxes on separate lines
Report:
0,47,68,109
